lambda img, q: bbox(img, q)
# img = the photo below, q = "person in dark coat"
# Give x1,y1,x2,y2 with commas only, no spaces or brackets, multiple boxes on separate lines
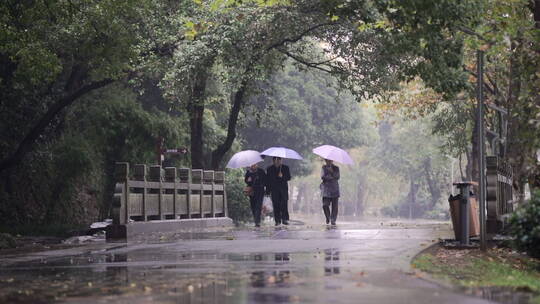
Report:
245,163,266,227
266,157,291,226
321,159,340,225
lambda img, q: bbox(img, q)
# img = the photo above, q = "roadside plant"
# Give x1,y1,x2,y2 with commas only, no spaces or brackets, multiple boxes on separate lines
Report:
509,191,540,258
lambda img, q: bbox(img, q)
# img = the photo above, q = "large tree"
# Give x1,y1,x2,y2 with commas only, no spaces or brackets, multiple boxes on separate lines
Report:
158,0,481,169
0,0,154,174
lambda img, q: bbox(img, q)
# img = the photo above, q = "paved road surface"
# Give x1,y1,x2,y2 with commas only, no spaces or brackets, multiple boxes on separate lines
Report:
0,219,496,304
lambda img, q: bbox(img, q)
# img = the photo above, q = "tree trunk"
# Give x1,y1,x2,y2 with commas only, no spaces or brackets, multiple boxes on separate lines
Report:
188,71,208,169
423,157,441,209
506,38,526,200
210,80,249,169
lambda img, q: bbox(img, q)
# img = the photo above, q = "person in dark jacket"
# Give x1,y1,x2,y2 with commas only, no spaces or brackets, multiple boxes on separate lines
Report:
245,163,266,227
266,157,291,226
321,159,340,225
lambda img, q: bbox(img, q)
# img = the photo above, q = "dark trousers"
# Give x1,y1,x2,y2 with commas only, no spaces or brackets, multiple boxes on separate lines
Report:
323,197,339,224
271,190,289,224
250,189,264,225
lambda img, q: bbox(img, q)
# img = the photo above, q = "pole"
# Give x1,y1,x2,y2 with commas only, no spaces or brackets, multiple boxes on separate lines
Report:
459,184,470,245
451,158,455,195
477,50,487,251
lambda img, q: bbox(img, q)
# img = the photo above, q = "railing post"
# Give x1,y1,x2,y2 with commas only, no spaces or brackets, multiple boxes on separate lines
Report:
215,171,225,217
134,164,147,221
211,172,216,217
203,170,215,217
219,171,228,218
165,167,177,218
114,162,129,225
150,165,163,220
178,168,191,218
192,169,203,217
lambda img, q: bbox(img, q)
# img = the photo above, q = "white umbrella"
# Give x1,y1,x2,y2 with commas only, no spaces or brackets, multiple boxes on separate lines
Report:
312,145,354,165
226,150,263,168
260,147,303,160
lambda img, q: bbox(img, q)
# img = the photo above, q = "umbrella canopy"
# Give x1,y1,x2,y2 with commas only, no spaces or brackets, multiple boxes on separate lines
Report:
260,147,303,160
312,145,354,165
226,150,263,169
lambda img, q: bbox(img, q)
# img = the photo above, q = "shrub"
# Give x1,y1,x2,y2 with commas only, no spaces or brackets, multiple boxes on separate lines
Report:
225,170,252,224
508,190,540,258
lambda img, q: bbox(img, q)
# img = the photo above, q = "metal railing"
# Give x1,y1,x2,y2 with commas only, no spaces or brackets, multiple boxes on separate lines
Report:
486,156,514,233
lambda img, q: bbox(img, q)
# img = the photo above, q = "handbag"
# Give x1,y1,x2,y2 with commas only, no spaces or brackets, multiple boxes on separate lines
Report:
243,186,254,197
262,196,273,214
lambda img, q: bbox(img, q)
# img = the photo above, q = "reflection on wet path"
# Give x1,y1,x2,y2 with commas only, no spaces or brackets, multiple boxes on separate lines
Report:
0,249,346,303
0,221,506,304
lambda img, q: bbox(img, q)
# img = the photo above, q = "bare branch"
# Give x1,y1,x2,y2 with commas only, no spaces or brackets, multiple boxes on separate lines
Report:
0,78,114,172
456,25,495,44
463,65,498,97
266,22,334,51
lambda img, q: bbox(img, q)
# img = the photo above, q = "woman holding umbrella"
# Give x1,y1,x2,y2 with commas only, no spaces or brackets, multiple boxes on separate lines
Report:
321,159,340,226
227,150,266,227
313,145,353,226
245,163,266,227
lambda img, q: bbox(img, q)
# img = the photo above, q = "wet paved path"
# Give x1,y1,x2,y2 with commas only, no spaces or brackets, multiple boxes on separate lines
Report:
0,219,495,304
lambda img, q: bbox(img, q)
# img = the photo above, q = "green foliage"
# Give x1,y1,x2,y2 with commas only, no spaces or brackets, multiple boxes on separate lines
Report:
225,169,252,223
509,191,540,258
240,63,370,176
0,84,190,230
369,114,451,216
0,0,154,172
2,0,537,236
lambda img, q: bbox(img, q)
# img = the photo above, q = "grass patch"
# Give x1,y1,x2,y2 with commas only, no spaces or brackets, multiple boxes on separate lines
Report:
413,245,540,297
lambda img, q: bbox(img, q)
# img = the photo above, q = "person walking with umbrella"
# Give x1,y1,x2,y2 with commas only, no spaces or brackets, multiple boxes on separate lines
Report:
313,145,352,226
244,162,266,227
321,159,340,226
226,150,266,227
266,157,292,226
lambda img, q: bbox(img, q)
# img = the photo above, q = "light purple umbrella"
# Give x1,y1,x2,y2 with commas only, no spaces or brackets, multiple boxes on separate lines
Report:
312,145,354,165
226,150,263,169
260,147,303,160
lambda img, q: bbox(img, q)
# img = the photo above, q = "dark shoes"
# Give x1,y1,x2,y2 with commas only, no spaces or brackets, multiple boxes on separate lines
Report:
275,222,281,226
282,221,289,225
255,223,261,227
331,221,336,226
325,218,330,225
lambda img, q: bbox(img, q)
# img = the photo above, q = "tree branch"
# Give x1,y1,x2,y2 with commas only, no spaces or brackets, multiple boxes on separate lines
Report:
277,49,334,73
210,79,249,169
463,65,498,97
0,78,114,173
266,22,334,51
456,25,495,44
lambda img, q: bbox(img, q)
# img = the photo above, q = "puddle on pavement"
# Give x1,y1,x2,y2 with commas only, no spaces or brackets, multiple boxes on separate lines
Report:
0,248,345,303
463,286,539,304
